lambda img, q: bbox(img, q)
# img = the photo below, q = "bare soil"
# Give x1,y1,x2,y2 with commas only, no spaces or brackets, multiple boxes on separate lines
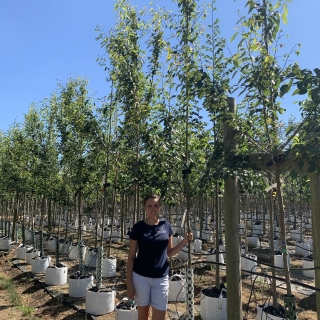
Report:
0,234,317,320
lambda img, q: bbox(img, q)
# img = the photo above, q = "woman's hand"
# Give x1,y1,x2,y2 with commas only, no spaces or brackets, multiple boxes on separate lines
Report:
183,231,193,244
127,282,135,300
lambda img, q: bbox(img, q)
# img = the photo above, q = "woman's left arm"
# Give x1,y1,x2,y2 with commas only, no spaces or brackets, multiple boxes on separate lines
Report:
167,232,193,257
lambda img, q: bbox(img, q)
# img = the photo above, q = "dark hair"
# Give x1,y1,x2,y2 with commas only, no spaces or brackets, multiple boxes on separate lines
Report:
143,193,161,206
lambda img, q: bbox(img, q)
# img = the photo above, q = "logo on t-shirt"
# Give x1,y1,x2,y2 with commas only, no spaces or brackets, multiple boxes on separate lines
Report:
157,227,166,234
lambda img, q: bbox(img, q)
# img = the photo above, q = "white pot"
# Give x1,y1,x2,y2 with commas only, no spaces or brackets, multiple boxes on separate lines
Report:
219,242,226,259
31,256,51,274
178,245,194,262
202,229,212,241
115,301,138,320
59,240,71,254
97,228,111,239
68,223,78,231
16,246,33,260
239,223,245,235
69,244,87,260
172,235,183,247
112,230,121,243
246,236,259,248
47,238,57,252
81,225,87,235
252,223,263,235
102,257,117,278
194,239,202,253
86,223,93,230
302,258,314,278
295,241,311,256
272,239,281,252
241,254,257,276
172,226,181,234
68,274,94,298
206,250,224,266
256,302,285,319
274,253,290,269
0,238,11,251
200,288,227,320
290,229,302,241
44,264,68,285
9,242,19,253
85,288,115,315
168,273,186,302
85,248,98,267
26,250,40,265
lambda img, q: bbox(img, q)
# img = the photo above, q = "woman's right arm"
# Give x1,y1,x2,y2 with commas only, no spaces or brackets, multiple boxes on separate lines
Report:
126,239,137,300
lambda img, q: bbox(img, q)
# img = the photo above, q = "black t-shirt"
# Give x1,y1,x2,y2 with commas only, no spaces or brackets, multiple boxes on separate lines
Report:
130,220,173,278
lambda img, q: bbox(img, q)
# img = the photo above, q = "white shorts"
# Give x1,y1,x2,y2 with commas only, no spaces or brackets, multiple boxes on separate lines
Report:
132,271,169,311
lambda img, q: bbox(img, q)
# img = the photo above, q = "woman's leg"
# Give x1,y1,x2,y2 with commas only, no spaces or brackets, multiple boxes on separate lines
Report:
150,276,168,320
151,307,166,320
138,305,150,320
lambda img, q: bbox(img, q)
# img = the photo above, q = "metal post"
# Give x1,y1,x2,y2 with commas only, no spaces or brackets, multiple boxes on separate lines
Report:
185,267,194,320
96,245,103,290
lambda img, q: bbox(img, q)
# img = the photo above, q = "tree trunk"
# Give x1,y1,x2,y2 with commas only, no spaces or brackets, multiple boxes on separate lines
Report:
224,97,241,320
309,172,320,318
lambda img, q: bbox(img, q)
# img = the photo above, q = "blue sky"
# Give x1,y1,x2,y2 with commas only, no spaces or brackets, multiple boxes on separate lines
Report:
1,0,319,132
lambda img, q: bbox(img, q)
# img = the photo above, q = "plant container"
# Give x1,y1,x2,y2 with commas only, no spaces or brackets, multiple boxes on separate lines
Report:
16,245,33,260
295,240,311,256
97,228,111,239
256,302,286,319
273,252,290,269
115,298,138,320
206,248,224,266
200,287,227,320
252,222,263,235
168,271,186,302
26,249,40,265
69,243,87,260
219,239,226,259
246,235,259,248
272,237,281,252
68,272,94,298
85,287,115,315
290,228,302,241
44,263,68,285
31,256,51,274
0,237,11,251
178,244,194,262
302,255,314,278
47,237,57,252
112,230,121,243
241,253,257,276
85,248,98,267
59,239,71,255
102,256,117,278
194,239,202,253
81,224,87,235
201,228,212,241
172,234,183,246
9,241,18,253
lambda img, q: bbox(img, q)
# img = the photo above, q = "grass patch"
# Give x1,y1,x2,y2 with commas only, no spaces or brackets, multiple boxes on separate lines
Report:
0,274,37,318
0,275,21,305
17,305,35,317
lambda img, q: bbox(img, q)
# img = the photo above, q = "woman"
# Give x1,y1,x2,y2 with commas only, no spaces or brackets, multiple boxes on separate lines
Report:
126,194,193,320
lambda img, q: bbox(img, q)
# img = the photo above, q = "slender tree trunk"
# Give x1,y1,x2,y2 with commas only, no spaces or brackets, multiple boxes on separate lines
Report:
268,176,278,308
215,183,220,288
224,97,241,320
275,164,292,296
309,172,320,318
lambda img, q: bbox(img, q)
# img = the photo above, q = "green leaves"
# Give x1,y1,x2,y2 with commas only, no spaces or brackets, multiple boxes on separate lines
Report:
282,3,288,24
